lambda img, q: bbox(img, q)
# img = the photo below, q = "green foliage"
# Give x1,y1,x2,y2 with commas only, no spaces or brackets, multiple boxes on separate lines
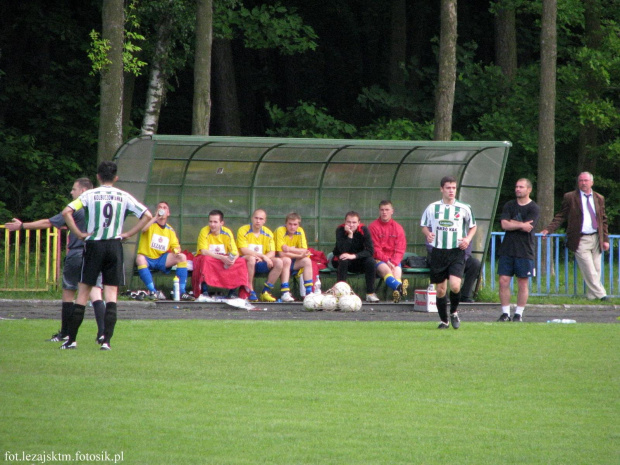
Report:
87,0,147,77
265,101,357,138
215,2,318,54
0,128,84,221
358,118,436,141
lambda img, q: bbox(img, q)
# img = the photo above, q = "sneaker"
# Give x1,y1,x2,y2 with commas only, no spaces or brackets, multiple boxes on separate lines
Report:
249,291,259,302
60,341,77,350
437,321,450,330
512,313,523,322
180,293,195,301
281,291,295,303
96,335,105,345
259,291,276,302
365,293,380,303
47,332,68,342
100,342,111,351
450,312,460,329
497,313,511,322
392,290,401,303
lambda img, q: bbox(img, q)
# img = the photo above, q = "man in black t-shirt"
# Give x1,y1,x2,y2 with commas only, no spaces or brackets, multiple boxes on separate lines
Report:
497,178,540,322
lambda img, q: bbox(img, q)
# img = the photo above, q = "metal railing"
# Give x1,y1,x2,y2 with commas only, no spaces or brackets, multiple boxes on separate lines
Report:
1,226,63,291
482,232,620,297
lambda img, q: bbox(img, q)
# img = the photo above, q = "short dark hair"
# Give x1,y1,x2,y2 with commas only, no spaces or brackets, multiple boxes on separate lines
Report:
345,211,360,221
286,212,301,223
97,161,118,183
157,201,170,208
75,177,93,190
440,176,457,187
378,200,392,208
208,209,224,221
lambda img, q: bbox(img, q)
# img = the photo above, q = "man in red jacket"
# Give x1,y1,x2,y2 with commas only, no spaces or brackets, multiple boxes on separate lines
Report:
369,200,408,302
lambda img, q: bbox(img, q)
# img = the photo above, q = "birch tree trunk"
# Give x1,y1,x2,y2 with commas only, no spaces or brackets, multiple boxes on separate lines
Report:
97,0,124,163
141,17,174,135
433,0,457,141
192,0,213,135
537,0,557,231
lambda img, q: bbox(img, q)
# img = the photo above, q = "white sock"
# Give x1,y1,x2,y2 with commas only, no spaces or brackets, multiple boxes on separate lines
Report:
502,305,511,315
515,306,524,315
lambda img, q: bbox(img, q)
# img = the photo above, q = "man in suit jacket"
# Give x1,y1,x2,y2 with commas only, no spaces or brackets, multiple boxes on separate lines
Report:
541,172,610,300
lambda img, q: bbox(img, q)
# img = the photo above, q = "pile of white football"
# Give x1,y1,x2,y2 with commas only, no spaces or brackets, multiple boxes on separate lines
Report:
303,281,362,312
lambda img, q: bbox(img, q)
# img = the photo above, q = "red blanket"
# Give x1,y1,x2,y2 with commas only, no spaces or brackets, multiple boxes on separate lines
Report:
191,255,250,296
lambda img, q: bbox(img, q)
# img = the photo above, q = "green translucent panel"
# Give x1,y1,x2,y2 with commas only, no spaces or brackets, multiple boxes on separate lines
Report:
185,160,255,187
323,164,397,188
255,163,323,187
332,147,411,163
266,146,335,162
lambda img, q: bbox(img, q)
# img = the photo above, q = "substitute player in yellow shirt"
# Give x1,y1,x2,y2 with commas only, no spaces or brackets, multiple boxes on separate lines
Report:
136,201,194,301
275,212,314,301
237,209,284,302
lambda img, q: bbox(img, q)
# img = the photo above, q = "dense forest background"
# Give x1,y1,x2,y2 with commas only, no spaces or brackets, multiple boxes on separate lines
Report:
1,0,619,232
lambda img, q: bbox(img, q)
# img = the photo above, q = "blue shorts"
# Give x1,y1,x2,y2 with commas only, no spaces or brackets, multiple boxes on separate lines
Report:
146,254,171,273
498,256,534,279
375,260,402,269
255,261,270,274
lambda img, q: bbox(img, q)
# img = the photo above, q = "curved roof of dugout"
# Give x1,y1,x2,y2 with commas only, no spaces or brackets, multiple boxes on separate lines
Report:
114,135,511,277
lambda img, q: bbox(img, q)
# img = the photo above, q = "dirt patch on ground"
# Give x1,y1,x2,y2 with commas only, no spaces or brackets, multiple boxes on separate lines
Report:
1,299,618,324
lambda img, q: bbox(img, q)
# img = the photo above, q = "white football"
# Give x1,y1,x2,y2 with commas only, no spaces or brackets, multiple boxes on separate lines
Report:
321,294,339,311
303,293,323,311
331,281,353,298
338,294,362,312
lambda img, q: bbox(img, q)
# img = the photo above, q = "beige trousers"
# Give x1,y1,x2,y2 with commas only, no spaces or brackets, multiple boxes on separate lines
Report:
574,234,607,300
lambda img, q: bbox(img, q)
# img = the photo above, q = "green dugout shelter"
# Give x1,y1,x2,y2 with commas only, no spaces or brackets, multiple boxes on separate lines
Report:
114,136,511,284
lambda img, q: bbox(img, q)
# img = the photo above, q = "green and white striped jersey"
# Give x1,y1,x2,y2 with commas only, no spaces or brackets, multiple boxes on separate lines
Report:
420,200,476,249
67,186,148,241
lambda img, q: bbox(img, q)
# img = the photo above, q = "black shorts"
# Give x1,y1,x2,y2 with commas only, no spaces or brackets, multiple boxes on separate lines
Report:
429,247,466,284
81,240,125,287
63,250,102,290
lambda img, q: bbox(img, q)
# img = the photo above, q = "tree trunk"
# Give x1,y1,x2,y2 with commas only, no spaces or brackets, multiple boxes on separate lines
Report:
389,0,407,119
433,0,457,141
97,0,124,163
123,71,135,140
212,38,241,136
192,0,213,136
494,2,517,81
141,17,174,135
577,0,603,174
537,0,557,232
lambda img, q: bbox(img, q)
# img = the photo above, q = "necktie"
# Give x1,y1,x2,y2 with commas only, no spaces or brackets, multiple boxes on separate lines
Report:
586,194,598,230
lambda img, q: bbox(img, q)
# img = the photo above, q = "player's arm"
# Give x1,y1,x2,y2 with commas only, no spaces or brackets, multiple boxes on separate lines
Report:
141,213,160,233
120,210,153,240
62,202,87,240
501,219,534,232
459,225,477,250
421,226,434,243
5,218,53,231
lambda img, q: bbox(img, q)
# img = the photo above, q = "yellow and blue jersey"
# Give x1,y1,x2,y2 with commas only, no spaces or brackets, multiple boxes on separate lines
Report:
275,225,308,251
197,226,238,255
137,222,181,259
236,224,276,255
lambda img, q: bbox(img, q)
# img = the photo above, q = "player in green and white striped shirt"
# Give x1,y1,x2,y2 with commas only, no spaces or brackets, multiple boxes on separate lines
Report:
421,176,477,330
61,161,152,350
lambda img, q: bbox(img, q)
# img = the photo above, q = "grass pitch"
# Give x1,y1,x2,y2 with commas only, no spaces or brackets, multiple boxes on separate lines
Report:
1,319,618,464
